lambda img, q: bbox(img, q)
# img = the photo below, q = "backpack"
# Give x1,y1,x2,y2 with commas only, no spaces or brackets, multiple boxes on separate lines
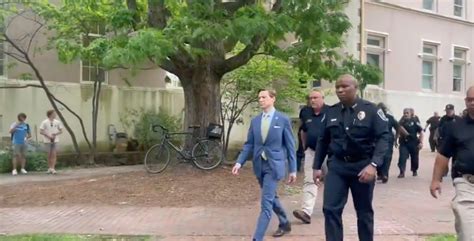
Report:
11,123,30,140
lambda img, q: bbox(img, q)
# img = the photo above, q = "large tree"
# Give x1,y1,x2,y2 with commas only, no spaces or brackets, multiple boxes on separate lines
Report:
32,0,351,140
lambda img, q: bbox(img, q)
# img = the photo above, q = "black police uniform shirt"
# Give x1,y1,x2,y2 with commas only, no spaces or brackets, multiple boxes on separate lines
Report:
438,115,463,140
301,104,328,150
298,106,313,153
426,116,440,130
386,113,399,143
399,118,422,144
313,98,390,170
439,114,474,176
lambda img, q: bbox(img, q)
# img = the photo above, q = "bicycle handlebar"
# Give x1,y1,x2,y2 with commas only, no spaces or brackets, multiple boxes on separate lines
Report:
152,124,167,133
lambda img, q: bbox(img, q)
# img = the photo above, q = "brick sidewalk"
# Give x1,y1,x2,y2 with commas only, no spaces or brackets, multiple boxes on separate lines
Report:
0,151,455,240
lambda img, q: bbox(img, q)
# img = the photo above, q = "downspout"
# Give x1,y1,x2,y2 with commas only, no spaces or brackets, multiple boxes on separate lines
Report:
360,0,365,64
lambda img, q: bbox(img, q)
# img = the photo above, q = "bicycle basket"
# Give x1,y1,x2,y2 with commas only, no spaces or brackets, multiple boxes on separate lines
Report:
207,123,223,139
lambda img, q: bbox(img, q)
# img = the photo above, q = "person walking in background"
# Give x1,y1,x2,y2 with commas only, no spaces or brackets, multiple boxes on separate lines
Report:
232,89,297,241
293,89,328,224
430,86,474,241
297,99,312,173
9,113,31,176
424,112,440,152
376,103,399,183
436,104,463,178
40,110,63,174
397,108,423,178
313,74,389,241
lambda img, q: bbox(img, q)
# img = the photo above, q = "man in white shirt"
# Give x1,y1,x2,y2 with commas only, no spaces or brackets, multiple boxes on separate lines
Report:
40,110,63,174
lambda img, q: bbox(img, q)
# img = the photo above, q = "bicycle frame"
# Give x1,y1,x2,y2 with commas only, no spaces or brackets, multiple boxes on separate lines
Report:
160,132,195,160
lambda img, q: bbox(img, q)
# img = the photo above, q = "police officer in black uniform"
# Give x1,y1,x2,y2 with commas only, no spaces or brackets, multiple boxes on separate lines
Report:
298,102,313,172
437,104,462,148
430,86,474,241
313,74,389,241
376,103,399,183
397,108,423,178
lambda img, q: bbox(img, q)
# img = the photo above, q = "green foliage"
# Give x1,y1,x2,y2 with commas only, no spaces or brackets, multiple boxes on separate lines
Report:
120,108,182,149
0,151,48,173
427,234,456,241
339,57,383,98
0,234,152,241
222,55,308,115
26,1,350,78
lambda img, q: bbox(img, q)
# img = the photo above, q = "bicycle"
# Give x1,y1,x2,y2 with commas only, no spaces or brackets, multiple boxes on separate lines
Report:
144,124,224,173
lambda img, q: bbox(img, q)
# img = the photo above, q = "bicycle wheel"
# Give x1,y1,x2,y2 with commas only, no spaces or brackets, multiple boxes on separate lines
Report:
144,144,170,174
191,140,224,170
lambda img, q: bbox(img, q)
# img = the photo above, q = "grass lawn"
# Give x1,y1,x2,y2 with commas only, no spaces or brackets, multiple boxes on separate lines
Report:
0,234,153,241
427,234,456,241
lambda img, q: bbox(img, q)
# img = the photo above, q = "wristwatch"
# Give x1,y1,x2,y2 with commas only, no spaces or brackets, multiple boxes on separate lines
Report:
370,162,377,168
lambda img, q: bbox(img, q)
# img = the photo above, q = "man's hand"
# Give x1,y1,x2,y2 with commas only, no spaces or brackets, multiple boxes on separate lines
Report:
358,165,377,183
418,142,423,150
430,180,442,199
231,163,241,175
313,169,323,186
287,172,297,184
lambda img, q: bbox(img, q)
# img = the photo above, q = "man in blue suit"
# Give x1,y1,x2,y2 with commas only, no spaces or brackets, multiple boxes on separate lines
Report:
232,89,297,241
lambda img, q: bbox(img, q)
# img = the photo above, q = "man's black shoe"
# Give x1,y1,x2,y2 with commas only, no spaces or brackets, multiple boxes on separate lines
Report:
272,222,291,237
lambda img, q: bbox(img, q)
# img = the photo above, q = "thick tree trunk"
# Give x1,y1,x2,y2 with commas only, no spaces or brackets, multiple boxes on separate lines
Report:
181,70,221,147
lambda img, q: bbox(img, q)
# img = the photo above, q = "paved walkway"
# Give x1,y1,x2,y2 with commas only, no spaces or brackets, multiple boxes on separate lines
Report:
0,151,455,240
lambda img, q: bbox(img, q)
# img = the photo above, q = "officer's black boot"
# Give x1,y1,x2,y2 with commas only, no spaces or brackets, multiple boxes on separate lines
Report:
397,172,405,178
413,171,418,177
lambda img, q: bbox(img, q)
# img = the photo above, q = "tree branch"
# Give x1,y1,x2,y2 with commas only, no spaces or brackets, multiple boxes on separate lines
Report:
219,35,265,74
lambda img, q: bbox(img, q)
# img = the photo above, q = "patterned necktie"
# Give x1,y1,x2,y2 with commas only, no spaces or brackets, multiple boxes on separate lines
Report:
261,113,270,160
261,114,270,142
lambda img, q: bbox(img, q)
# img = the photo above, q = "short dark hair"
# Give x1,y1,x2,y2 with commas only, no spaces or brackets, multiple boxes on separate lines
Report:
46,109,56,117
17,113,27,121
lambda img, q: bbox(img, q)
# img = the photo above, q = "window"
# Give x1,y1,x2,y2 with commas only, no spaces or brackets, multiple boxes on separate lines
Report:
423,0,435,11
366,34,386,78
81,24,106,83
452,48,467,92
454,0,464,17
421,43,438,90
312,80,321,88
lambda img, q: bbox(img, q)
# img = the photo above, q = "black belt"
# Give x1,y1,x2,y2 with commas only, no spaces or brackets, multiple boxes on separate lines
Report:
336,155,369,163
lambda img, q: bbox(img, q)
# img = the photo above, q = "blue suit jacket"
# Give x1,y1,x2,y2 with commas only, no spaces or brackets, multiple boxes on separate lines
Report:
236,110,297,180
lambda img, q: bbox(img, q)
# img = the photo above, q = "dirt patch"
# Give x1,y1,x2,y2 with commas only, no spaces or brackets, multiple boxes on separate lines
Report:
0,164,302,208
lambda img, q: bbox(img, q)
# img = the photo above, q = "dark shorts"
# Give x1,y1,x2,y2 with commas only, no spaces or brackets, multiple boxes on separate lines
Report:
43,143,59,152
13,144,27,156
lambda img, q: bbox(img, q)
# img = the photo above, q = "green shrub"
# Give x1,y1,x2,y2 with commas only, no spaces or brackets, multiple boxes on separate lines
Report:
0,151,48,173
120,108,182,150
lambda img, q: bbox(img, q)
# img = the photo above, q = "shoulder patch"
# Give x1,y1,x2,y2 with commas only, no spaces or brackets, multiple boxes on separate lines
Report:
377,109,389,121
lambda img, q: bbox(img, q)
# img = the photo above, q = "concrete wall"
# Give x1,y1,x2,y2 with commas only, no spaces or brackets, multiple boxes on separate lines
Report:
0,80,184,151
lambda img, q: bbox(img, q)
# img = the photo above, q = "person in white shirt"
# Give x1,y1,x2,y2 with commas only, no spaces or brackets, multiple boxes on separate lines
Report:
40,110,63,174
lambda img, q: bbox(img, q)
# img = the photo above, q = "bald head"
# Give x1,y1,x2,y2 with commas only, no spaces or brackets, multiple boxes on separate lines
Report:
336,74,358,105
337,74,359,88
465,86,474,116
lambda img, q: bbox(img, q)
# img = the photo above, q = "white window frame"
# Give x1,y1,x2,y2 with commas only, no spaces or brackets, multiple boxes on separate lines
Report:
454,0,465,18
419,40,441,91
422,0,437,11
365,31,389,85
80,25,108,84
450,45,470,93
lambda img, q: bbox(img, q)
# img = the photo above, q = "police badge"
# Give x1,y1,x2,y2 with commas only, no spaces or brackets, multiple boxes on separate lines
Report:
358,111,366,120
